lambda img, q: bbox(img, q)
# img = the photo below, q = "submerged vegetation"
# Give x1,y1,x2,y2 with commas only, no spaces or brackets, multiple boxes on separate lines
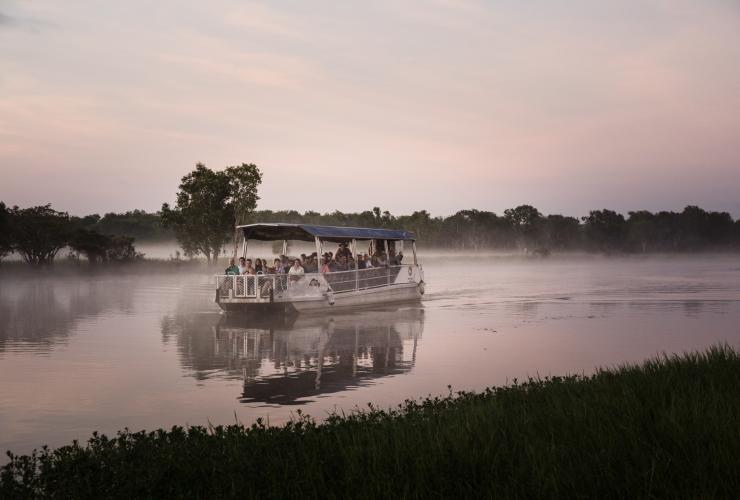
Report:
2,345,738,499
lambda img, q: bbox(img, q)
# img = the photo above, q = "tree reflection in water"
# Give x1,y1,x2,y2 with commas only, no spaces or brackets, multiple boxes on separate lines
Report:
0,277,135,352
161,307,424,405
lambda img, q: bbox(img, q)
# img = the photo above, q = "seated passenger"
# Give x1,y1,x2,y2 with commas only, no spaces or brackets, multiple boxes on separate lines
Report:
280,255,290,270
243,259,256,275
364,254,373,268
389,249,401,266
225,258,240,275
335,243,351,260
358,255,367,269
273,258,285,274
328,257,339,272
335,255,349,271
304,255,318,273
237,257,248,274
375,252,388,267
255,259,264,274
320,257,331,273
288,259,305,279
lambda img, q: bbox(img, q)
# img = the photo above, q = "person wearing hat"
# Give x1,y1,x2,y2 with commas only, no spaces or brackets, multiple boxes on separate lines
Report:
335,242,351,261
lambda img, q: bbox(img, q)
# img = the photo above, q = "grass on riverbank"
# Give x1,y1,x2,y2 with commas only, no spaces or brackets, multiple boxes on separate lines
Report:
2,345,739,499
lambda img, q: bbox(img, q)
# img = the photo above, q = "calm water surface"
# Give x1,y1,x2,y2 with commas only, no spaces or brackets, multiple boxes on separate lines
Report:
1,255,739,459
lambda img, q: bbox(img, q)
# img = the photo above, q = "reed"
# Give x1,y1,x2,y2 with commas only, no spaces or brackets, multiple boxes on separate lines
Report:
2,345,738,499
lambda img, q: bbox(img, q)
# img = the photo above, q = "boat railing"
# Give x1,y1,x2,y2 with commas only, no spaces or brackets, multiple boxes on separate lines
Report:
216,264,420,300
216,274,289,300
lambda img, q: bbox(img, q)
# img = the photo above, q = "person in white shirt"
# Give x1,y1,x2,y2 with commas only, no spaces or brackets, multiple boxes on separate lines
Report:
288,259,305,280
237,257,248,274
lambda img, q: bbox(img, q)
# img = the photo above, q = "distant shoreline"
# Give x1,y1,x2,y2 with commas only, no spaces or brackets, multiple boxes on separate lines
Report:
1,248,739,276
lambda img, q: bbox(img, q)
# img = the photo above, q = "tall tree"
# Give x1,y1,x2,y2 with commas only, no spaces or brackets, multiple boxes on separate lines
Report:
582,209,627,252
161,163,262,264
69,228,113,264
0,202,11,262
9,204,71,266
543,214,581,250
627,210,655,252
504,205,544,250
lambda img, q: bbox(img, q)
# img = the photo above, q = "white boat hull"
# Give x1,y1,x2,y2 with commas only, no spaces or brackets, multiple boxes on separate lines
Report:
292,282,422,311
216,265,424,315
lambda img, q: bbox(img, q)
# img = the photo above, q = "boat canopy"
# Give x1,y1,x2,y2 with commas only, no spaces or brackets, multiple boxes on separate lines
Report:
237,223,415,243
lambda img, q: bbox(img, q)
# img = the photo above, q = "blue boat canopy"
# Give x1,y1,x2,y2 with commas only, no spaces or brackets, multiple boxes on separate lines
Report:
237,223,415,242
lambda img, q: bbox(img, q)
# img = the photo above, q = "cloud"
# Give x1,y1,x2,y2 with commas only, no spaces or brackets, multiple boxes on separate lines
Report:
224,4,304,39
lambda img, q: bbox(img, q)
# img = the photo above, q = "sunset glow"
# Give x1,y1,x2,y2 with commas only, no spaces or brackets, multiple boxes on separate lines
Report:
1,0,739,216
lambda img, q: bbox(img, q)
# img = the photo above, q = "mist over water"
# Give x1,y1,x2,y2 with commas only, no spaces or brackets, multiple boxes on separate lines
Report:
1,255,739,460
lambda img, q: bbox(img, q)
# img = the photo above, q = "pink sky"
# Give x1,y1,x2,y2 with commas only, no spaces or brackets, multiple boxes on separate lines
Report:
1,0,739,217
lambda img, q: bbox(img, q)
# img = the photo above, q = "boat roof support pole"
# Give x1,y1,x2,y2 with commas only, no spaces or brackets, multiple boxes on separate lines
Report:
412,241,418,266
314,237,322,265
242,238,248,259
352,238,359,290
282,239,288,256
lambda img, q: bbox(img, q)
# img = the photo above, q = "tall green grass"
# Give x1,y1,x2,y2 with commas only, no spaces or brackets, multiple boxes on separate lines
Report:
2,345,739,499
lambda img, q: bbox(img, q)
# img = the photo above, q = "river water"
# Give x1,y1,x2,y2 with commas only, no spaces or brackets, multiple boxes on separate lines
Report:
1,254,739,459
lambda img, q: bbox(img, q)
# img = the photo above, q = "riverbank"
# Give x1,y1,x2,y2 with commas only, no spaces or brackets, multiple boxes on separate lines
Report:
1,345,738,499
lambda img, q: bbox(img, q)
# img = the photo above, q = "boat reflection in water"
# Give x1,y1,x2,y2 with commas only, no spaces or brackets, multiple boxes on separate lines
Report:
163,307,424,405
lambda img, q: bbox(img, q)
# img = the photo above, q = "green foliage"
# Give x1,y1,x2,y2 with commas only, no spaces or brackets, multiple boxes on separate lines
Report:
1,345,738,499
7,204,71,266
0,202,11,261
0,202,145,267
582,209,627,252
504,204,545,249
69,230,143,264
228,164,263,225
248,205,739,253
543,214,581,250
69,228,113,264
161,163,262,263
95,210,171,241
2,196,738,260
106,235,143,262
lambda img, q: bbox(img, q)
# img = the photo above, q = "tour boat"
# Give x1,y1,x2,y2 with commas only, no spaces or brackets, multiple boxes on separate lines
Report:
215,223,425,314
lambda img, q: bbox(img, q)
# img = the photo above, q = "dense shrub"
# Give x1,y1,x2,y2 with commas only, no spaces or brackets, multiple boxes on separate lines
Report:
2,345,738,499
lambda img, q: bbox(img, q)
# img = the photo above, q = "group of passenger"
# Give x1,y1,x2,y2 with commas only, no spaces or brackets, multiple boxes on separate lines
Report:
224,241,403,276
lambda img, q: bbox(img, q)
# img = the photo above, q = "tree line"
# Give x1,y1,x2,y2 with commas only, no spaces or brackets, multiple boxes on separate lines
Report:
0,203,143,266
262,204,739,253
2,161,739,267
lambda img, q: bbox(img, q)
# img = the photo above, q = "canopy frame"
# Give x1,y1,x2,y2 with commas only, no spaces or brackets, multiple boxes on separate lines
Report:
236,223,416,243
